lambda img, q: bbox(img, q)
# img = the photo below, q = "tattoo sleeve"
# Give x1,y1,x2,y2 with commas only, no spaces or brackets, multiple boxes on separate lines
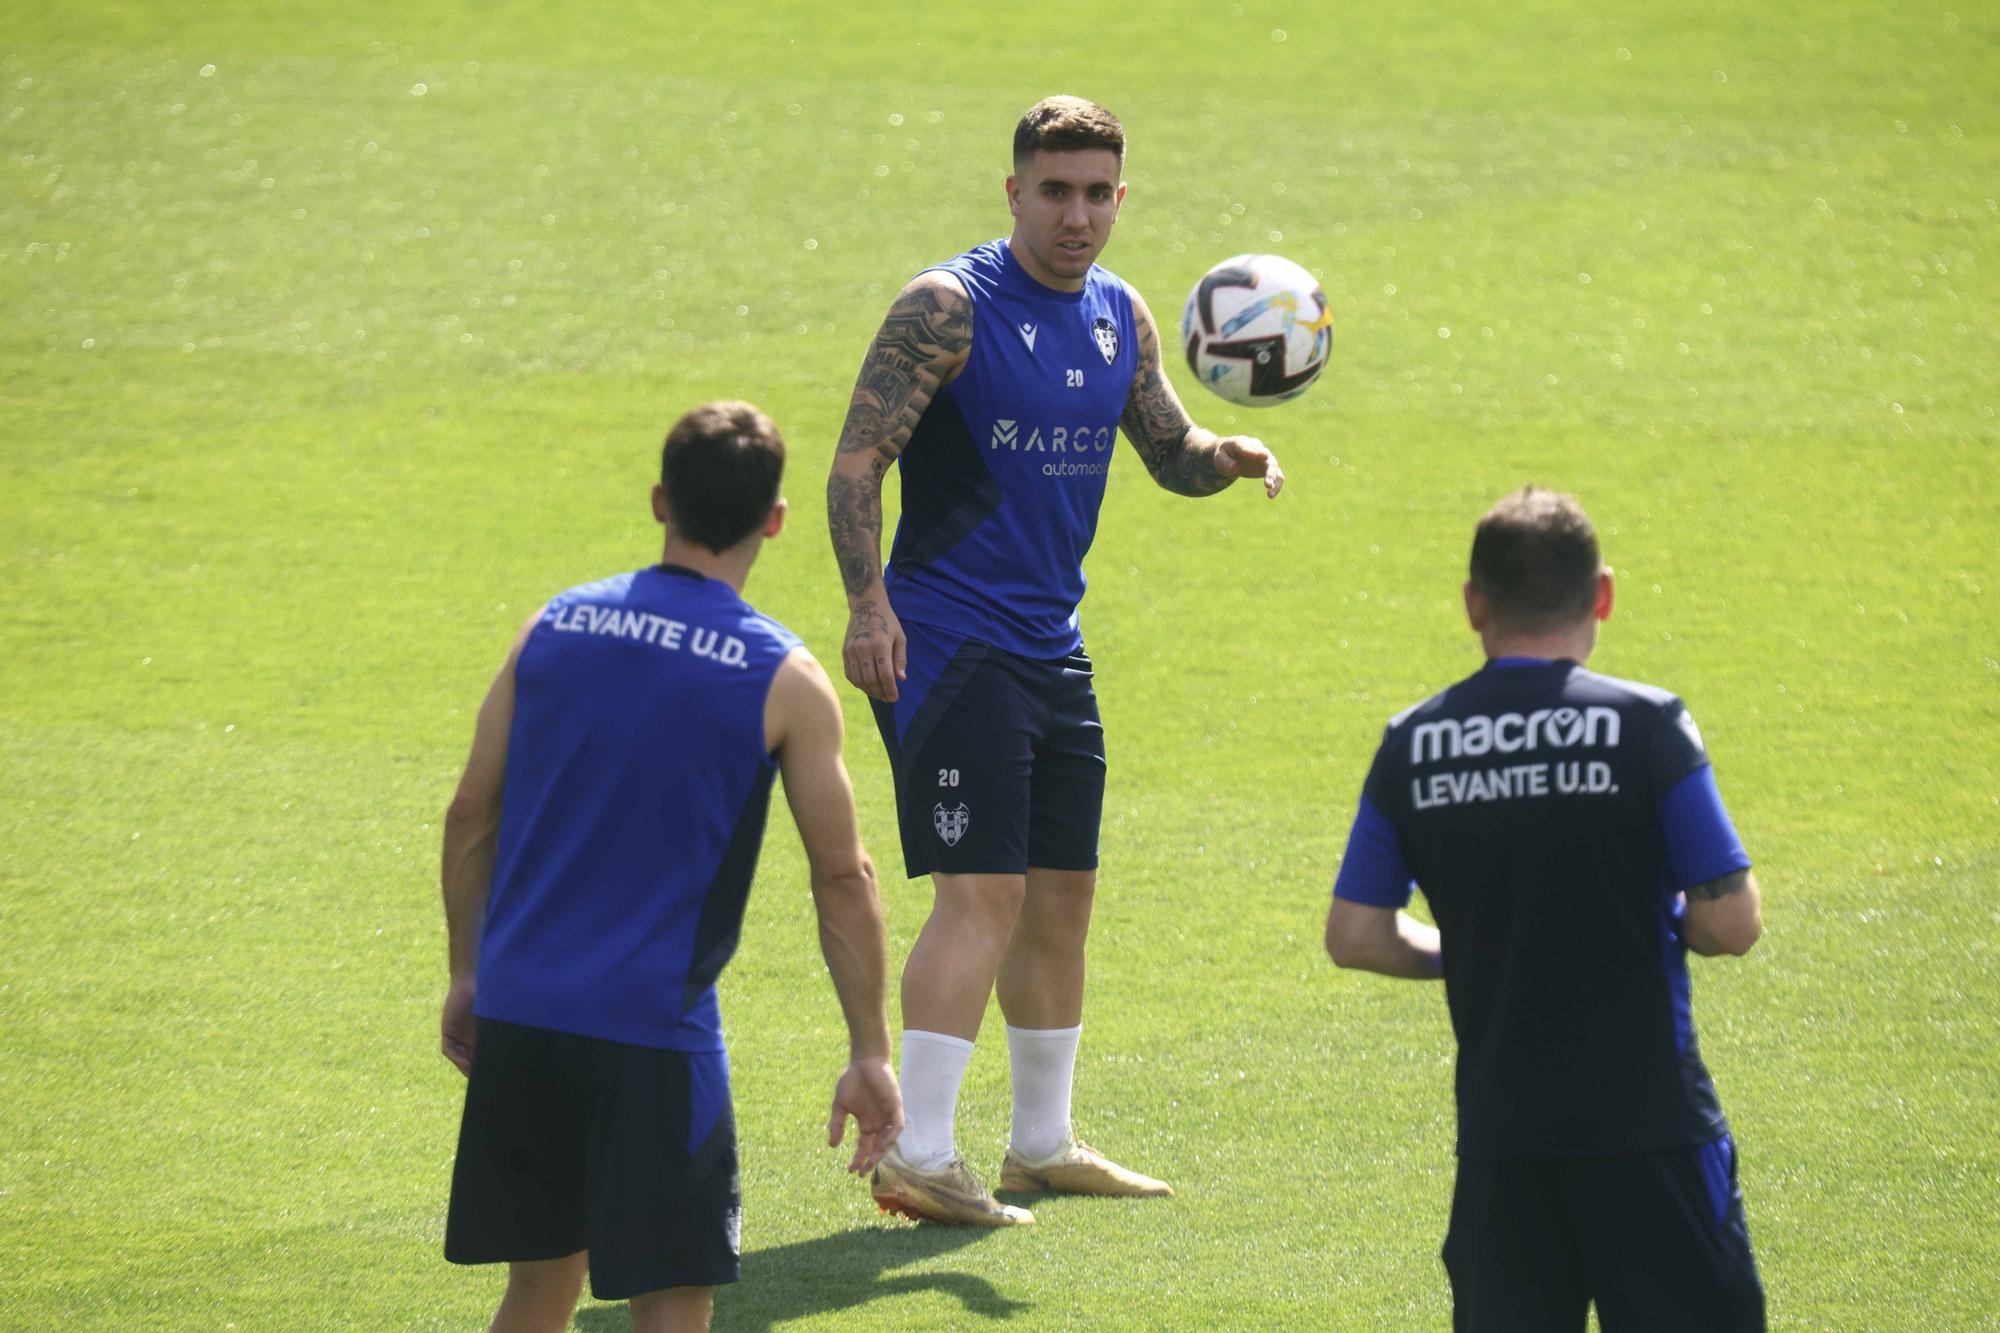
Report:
827,277,973,599
1685,868,1751,902
1119,291,1232,497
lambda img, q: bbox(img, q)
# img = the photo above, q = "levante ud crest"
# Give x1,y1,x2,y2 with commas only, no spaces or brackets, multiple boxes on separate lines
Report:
1092,316,1118,365
933,802,970,847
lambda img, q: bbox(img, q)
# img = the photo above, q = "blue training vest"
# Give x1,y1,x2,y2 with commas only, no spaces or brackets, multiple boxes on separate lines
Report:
474,564,801,1051
883,239,1138,658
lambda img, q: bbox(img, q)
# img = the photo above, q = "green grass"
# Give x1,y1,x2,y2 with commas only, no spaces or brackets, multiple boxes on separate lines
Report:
2,0,1995,1327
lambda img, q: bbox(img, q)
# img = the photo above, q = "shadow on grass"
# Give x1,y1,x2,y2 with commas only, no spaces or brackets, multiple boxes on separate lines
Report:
573,1223,1029,1331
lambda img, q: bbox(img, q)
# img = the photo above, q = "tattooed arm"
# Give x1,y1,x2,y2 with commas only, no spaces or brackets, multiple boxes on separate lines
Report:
827,270,973,702
1119,286,1286,499
1680,869,1763,957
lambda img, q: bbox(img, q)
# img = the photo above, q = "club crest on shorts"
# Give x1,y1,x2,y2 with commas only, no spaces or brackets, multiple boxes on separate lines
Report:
933,801,971,847
1092,316,1119,365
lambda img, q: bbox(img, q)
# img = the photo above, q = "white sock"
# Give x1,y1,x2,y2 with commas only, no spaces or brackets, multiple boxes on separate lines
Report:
1007,1024,1082,1161
898,1029,975,1170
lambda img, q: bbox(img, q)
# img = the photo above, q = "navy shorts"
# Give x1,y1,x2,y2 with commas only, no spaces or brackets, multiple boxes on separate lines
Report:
445,1018,740,1300
1442,1135,1765,1332
870,622,1105,877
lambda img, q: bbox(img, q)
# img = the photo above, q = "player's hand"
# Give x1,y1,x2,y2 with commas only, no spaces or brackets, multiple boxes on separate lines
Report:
828,1056,903,1174
842,596,907,703
1214,435,1285,498
440,976,477,1077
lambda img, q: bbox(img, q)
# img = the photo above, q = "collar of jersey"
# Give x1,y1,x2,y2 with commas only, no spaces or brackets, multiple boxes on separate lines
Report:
1485,655,1577,669
652,562,710,583
1000,239,1090,304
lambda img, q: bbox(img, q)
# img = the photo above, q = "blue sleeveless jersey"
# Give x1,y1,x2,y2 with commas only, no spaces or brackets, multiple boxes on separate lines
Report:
474,565,801,1051
883,240,1138,658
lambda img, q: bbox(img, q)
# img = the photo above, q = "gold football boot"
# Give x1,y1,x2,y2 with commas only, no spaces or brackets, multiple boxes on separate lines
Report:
999,1125,1174,1197
871,1146,1035,1226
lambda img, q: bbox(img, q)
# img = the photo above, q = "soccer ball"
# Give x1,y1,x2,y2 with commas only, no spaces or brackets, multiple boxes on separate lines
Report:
1180,254,1334,406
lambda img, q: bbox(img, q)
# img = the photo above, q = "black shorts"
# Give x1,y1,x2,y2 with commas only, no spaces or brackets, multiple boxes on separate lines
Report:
1442,1135,1765,1332
871,623,1105,877
444,1018,740,1300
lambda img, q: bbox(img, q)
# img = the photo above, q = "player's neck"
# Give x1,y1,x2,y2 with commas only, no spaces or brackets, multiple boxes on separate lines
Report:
1479,625,1597,666
659,538,755,594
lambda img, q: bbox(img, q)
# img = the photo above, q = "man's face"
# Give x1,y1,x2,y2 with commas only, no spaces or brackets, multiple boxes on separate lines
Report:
1006,148,1125,289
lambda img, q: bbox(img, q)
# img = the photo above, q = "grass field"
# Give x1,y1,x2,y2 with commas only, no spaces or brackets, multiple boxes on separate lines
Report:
2,1,1996,1327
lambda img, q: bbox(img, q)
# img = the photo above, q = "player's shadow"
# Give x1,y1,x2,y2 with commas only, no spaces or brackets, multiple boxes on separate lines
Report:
572,1224,1028,1331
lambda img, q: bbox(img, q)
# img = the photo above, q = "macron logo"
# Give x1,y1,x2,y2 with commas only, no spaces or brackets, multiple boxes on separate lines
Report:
991,419,1018,449
1409,707,1622,765
1019,322,1037,352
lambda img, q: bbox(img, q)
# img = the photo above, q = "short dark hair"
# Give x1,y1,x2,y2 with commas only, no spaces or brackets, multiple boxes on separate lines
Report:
1468,487,1602,631
658,401,785,553
1014,95,1125,167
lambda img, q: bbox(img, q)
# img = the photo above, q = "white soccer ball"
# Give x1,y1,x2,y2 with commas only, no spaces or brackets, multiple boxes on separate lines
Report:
1179,253,1334,407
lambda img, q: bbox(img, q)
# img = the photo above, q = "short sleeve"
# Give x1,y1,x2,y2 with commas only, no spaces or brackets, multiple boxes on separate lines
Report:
1658,765,1752,892
1333,794,1416,908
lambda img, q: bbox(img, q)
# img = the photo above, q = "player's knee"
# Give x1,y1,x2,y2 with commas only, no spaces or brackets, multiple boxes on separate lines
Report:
629,1284,715,1333
1025,883,1094,943
503,1252,588,1317
934,872,1027,928
509,1254,586,1285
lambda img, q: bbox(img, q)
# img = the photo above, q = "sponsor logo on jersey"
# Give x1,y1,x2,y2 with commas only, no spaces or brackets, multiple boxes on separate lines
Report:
1018,322,1038,352
1092,316,1119,364
987,419,1115,454
933,802,970,847
1408,706,1622,765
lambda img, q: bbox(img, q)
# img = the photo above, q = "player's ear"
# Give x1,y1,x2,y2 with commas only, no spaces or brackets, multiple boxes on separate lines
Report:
1594,568,1615,622
763,497,787,539
651,483,670,526
1005,172,1023,218
1463,581,1489,633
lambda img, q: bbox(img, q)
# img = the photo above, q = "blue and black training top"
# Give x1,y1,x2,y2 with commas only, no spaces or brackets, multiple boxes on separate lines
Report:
474,564,800,1052
1334,658,1752,1158
883,239,1138,659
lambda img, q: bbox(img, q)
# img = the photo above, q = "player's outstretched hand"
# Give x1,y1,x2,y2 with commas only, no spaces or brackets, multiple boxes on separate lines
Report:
828,1056,904,1175
440,976,477,1077
1215,436,1285,498
842,598,908,703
